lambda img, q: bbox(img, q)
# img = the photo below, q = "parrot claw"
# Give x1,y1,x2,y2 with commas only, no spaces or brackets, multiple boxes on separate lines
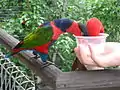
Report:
40,61,57,69
34,56,40,59
32,55,40,59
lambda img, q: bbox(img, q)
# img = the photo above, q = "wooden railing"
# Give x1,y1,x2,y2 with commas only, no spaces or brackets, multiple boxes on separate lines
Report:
0,28,120,90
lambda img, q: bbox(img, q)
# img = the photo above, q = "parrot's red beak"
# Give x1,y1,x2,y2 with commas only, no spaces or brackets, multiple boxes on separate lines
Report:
86,17,104,36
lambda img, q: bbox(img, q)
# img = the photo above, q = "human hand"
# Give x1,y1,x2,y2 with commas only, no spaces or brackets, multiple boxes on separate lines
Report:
89,42,120,67
74,42,120,70
74,43,104,70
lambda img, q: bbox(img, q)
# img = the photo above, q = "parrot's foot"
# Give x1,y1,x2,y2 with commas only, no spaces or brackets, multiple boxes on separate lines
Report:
33,55,40,59
40,61,56,69
32,50,41,59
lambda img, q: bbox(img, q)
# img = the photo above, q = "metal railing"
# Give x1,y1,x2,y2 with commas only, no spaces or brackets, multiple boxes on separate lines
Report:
0,52,35,90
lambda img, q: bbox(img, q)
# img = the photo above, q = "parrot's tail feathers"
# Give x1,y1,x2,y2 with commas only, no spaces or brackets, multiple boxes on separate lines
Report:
5,54,10,58
4,42,24,59
14,41,24,49
5,53,13,59
5,51,19,59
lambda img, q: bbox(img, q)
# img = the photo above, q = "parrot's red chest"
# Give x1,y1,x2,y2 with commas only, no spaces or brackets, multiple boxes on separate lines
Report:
34,41,51,54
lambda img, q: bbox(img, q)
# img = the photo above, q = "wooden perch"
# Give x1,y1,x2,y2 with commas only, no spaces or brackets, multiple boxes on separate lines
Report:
0,28,120,90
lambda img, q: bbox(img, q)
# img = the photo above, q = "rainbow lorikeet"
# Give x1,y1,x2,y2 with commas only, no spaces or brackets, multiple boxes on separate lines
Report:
7,18,104,68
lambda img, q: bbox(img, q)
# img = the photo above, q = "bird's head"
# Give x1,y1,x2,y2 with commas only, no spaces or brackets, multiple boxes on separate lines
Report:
86,17,104,36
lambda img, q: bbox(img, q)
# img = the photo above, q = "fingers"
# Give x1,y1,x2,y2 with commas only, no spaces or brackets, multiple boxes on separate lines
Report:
79,44,96,65
88,44,104,67
79,45,89,61
74,44,91,64
74,45,98,66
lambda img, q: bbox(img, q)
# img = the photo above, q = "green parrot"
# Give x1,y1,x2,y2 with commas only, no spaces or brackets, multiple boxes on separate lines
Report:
7,26,54,62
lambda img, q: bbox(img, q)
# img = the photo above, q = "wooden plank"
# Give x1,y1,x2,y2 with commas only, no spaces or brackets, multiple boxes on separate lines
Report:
56,70,120,90
0,28,62,89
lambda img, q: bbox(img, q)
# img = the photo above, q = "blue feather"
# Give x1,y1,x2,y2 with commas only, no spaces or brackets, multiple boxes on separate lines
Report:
32,50,48,62
5,53,11,58
5,50,31,59
38,52,48,62
54,18,73,32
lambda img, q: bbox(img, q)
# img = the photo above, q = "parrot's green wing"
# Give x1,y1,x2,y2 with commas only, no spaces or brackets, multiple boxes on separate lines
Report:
21,26,53,48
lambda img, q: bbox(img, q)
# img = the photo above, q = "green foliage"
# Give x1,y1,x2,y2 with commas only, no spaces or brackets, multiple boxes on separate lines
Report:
49,33,77,72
